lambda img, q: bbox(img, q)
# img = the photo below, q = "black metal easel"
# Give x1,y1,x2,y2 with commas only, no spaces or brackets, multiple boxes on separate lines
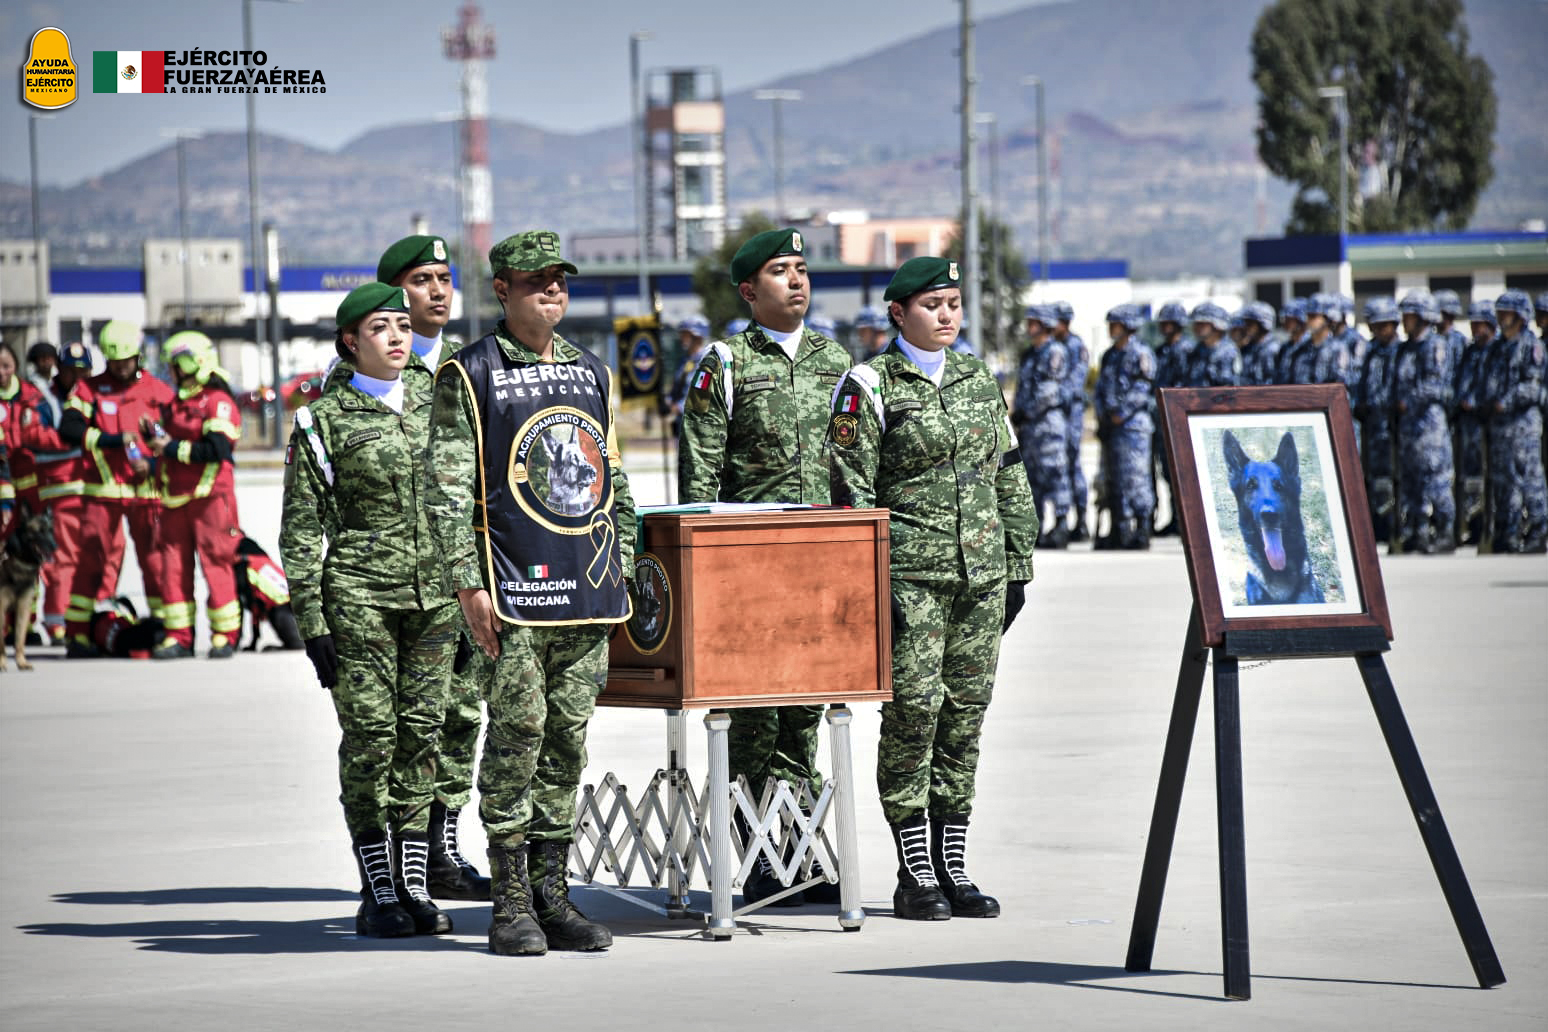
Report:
1123,605,1506,1000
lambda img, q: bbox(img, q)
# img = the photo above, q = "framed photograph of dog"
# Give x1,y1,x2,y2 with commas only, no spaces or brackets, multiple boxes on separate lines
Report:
1158,384,1392,648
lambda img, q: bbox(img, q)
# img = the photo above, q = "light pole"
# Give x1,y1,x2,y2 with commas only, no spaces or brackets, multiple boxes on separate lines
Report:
28,113,53,339
1021,75,1048,291
244,0,300,446
958,0,979,349
976,113,1001,359
753,89,802,223
162,129,203,329
631,31,652,315
1317,84,1351,297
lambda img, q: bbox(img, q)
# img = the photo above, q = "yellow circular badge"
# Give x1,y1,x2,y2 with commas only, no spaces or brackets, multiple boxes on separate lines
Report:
831,413,859,448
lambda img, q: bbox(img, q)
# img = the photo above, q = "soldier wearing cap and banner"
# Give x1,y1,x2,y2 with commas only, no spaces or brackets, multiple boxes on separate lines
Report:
57,320,173,656
676,227,852,907
425,230,634,956
281,283,457,940
376,234,489,902
143,331,243,659
829,256,1037,923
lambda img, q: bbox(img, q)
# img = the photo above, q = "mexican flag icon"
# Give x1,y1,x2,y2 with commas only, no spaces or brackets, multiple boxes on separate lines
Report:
93,51,164,93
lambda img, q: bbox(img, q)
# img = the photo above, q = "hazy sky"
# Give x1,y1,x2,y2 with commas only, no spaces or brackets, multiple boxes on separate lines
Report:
6,0,1044,186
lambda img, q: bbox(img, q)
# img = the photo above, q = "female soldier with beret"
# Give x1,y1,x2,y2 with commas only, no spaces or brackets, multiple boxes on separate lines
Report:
279,283,457,939
828,256,1038,921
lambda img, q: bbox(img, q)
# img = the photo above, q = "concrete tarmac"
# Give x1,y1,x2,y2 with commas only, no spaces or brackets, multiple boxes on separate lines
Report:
1,464,1543,1030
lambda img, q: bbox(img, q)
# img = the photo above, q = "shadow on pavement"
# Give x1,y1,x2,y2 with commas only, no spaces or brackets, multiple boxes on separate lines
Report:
16,911,493,954
840,960,1476,1000
54,887,358,905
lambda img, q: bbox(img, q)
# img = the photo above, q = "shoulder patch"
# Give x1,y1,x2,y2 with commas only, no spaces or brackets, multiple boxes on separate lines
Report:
1047,347,1066,377
689,341,735,418
833,364,885,432
830,412,860,449
1139,349,1157,379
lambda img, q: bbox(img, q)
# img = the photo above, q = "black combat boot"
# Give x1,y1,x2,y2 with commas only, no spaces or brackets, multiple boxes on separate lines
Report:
1070,513,1090,543
352,829,414,939
889,815,951,921
736,811,802,907
428,801,491,901
529,840,612,950
930,815,1001,918
1122,522,1151,551
1042,521,1070,549
392,830,453,935
486,843,547,956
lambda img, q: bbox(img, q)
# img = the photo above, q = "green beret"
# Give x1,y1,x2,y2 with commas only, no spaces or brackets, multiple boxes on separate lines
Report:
377,235,451,284
336,282,409,330
729,228,805,284
883,256,961,302
488,230,579,277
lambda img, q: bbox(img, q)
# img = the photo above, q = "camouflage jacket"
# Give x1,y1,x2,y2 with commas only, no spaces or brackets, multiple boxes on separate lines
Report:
828,343,1037,589
1185,339,1243,388
678,324,852,504
278,359,448,641
1011,340,1071,428
423,325,636,597
1095,338,1157,430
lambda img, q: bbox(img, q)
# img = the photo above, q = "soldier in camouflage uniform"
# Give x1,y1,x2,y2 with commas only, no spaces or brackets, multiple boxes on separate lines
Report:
1183,302,1241,389
1051,301,1090,541
1094,304,1158,550
1354,297,1402,545
828,256,1036,922
1151,302,1193,536
1238,302,1281,387
1393,290,1457,553
425,230,635,956
1483,291,1548,552
676,227,851,907
1453,300,1496,546
1011,304,1071,548
279,283,456,940
1274,299,1309,384
377,235,489,902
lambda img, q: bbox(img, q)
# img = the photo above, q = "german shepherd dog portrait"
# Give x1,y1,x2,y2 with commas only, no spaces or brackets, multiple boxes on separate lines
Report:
0,506,57,671
1222,430,1325,605
541,424,598,516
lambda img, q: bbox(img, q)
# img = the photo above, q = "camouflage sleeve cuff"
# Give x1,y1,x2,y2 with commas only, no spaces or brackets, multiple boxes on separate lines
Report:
447,556,484,594
1006,558,1035,583
294,600,330,641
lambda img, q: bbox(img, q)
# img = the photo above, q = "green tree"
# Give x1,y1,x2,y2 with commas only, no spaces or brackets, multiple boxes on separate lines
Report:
945,212,1030,363
1251,0,1496,234
691,213,779,336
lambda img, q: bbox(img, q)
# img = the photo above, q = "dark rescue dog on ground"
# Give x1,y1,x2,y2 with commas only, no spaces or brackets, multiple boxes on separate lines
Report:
1222,430,1325,605
0,506,57,671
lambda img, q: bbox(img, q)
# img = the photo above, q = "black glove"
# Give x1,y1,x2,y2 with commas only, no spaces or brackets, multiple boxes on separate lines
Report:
304,634,338,690
1002,581,1027,634
452,631,473,675
890,593,905,639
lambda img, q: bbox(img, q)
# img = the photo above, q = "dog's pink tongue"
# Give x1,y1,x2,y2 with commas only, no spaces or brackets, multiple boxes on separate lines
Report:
1262,527,1287,571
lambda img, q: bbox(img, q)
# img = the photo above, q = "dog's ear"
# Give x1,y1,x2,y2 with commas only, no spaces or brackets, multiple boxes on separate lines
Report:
541,431,561,462
1222,431,1248,480
1274,431,1299,478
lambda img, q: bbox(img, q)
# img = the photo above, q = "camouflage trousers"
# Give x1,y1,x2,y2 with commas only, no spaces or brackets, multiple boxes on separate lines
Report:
1398,412,1455,544
1488,413,1548,551
1024,415,1072,524
1067,403,1088,519
328,601,457,838
436,654,487,811
1104,421,1155,525
728,705,824,795
878,578,1005,825
478,623,609,847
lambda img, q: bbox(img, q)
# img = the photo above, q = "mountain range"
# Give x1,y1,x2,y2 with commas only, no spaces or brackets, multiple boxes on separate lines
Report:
2,0,1542,279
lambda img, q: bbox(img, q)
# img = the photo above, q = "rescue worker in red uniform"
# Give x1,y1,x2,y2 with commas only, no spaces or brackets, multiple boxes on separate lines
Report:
144,332,243,659
32,343,94,640
0,344,52,513
58,320,173,658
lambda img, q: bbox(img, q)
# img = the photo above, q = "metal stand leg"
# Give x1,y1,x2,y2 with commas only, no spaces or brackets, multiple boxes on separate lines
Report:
704,710,735,940
1213,652,1251,1001
665,709,691,918
827,704,866,931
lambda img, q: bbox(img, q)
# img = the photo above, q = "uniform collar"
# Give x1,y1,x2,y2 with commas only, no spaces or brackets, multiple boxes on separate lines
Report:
495,322,580,364
747,324,826,363
882,339,973,389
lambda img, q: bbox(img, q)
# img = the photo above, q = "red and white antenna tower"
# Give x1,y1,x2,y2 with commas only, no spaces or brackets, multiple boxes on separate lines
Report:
443,3,495,297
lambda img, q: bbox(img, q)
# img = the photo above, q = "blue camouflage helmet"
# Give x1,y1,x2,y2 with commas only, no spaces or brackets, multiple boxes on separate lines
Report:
1105,303,1144,331
1228,308,1248,330
808,314,837,338
1306,292,1339,317
1432,288,1464,318
1243,301,1276,331
1053,300,1075,322
855,304,888,330
1189,301,1231,330
1493,289,1533,321
1156,301,1189,325
726,317,751,335
1363,296,1400,325
677,314,710,338
1024,303,1059,328
1535,291,1548,315
1398,289,1441,322
1282,298,1308,323
1467,299,1497,328
1336,292,1355,318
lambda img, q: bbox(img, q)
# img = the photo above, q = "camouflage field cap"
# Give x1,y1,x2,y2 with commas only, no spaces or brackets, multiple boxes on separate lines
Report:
377,234,451,284
730,228,804,284
336,282,409,330
883,256,960,302
488,230,579,277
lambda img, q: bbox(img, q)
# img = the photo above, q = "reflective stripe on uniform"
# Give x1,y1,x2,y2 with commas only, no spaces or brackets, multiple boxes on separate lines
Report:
293,407,333,486
161,601,196,631
209,598,241,634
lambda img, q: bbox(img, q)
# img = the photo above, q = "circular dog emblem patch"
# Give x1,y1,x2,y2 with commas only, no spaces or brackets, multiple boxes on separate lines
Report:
831,412,859,448
509,407,610,532
625,553,671,654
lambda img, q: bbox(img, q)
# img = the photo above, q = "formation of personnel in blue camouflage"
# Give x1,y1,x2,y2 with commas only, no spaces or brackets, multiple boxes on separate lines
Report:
1148,302,1193,537
1050,302,1091,543
1010,304,1072,548
1092,304,1157,550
